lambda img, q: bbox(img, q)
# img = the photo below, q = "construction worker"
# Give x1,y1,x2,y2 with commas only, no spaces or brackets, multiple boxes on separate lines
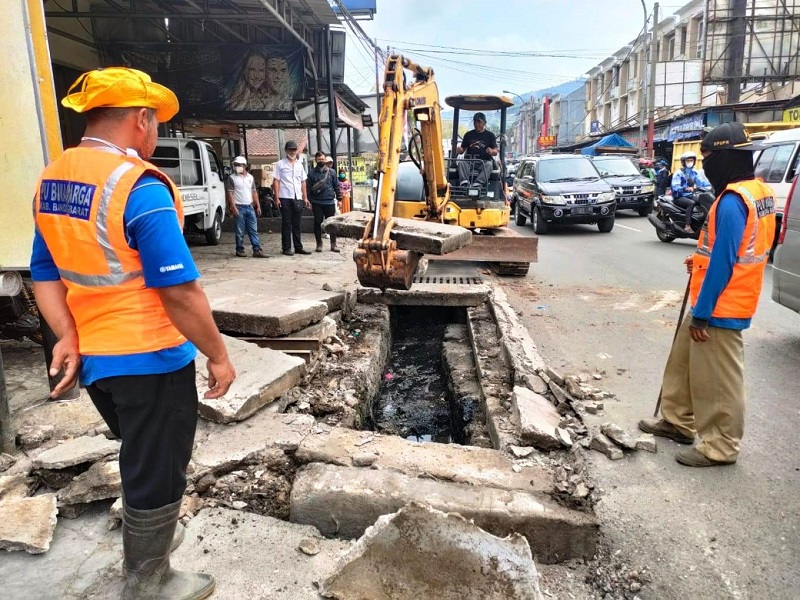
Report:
31,67,235,598
639,122,776,467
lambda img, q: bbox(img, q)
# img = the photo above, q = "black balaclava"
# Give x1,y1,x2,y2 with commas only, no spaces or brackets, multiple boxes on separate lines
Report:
701,149,755,195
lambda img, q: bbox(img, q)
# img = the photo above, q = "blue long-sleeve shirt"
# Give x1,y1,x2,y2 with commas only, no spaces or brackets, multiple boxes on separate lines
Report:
671,168,710,198
691,191,750,330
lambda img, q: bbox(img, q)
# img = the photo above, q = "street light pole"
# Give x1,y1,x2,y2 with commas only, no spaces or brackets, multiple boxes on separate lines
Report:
504,90,527,155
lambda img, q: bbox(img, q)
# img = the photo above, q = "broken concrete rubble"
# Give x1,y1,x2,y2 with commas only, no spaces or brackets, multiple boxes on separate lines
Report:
57,459,121,509
635,434,658,453
290,463,598,563
0,474,34,502
512,386,563,450
31,435,120,470
0,494,58,554
16,424,54,450
590,433,624,461
489,288,547,387
322,211,472,255
0,453,16,472
319,503,545,600
601,423,638,450
195,335,306,423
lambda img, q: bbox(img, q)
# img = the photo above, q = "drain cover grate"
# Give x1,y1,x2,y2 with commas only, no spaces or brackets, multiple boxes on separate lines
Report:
411,276,484,285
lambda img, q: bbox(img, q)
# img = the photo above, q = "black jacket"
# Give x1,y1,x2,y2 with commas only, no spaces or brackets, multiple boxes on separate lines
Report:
655,168,671,195
307,166,341,202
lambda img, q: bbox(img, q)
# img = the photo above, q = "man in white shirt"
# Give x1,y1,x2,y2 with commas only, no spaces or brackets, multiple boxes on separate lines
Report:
272,140,311,256
225,156,266,258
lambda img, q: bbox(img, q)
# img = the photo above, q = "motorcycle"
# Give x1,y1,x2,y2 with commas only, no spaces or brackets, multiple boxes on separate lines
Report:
647,188,715,243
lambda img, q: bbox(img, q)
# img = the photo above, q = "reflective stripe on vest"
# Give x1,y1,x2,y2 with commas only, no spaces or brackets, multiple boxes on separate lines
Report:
55,161,144,286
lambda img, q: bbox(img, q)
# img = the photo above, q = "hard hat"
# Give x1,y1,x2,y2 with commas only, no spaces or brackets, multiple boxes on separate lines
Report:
233,156,247,165
62,67,179,123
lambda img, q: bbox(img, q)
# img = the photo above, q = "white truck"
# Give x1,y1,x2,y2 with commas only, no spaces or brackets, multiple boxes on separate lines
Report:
151,138,228,246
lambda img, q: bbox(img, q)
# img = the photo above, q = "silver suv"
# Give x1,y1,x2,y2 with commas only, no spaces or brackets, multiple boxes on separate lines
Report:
772,175,800,313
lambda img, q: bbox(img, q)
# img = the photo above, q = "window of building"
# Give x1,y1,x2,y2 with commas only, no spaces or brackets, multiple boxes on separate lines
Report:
613,66,620,87
666,35,675,61
680,26,688,56
695,17,704,59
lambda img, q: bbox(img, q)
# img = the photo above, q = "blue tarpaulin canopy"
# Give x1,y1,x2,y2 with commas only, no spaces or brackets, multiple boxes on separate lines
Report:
581,133,635,155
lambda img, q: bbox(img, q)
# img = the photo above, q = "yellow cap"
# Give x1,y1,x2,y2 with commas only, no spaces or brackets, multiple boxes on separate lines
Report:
61,67,179,123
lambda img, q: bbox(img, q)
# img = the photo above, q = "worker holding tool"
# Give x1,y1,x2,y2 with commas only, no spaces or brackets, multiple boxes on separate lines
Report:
31,67,235,599
639,122,776,468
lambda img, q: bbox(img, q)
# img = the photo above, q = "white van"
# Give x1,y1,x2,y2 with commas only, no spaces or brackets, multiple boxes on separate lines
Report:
772,175,800,313
151,138,227,245
752,127,800,237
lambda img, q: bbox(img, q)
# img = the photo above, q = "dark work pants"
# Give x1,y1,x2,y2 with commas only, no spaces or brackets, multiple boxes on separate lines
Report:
86,361,198,510
311,201,337,245
280,197,305,252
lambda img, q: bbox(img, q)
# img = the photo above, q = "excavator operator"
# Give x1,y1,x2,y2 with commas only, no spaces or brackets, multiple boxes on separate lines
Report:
456,112,498,188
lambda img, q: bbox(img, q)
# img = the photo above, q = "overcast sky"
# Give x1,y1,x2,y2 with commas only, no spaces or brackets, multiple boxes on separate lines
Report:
342,0,683,101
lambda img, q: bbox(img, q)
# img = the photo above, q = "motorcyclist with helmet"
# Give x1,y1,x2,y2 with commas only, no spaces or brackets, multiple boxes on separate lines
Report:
654,159,671,197
672,151,711,232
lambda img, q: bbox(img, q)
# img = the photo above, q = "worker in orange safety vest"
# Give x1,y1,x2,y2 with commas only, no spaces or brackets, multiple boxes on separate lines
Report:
639,122,776,468
31,67,235,599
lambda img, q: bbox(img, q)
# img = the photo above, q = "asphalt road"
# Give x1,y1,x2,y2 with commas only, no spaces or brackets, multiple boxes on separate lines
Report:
503,210,800,599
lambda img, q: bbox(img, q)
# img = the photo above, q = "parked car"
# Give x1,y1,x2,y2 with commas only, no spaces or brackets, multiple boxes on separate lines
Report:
512,154,616,233
752,127,800,250
591,154,655,216
772,175,800,313
150,138,227,245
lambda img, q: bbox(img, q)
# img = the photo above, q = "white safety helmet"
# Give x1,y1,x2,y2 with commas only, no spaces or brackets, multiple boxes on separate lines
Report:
680,151,696,168
233,156,247,166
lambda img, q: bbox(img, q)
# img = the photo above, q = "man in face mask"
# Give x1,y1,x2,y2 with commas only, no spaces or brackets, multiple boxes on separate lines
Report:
307,151,341,252
226,156,266,258
639,122,776,467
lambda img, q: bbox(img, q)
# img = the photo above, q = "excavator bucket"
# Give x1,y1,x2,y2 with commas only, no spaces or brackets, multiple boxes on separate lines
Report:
354,244,421,291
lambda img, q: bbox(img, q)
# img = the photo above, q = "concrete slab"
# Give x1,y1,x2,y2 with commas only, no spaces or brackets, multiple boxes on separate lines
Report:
357,282,489,307
295,427,553,493
323,211,472,255
290,464,599,563
204,279,329,337
196,335,306,424
320,503,544,600
58,460,121,507
279,284,348,313
0,474,34,502
193,412,315,476
31,435,120,470
0,494,58,554
287,316,337,341
512,386,563,450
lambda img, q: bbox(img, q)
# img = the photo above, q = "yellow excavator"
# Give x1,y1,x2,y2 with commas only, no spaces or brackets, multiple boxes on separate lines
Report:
328,54,537,290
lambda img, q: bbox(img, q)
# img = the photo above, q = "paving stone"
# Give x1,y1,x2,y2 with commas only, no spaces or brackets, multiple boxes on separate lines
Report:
322,211,472,255
294,426,553,494
193,412,315,476
0,474,33,503
590,433,624,460
319,503,545,600
601,422,638,450
16,424,54,450
635,434,658,453
169,508,351,600
290,464,598,563
0,494,58,554
511,386,562,451
357,283,489,307
31,435,120,470
196,335,306,423
57,460,121,507
204,279,329,337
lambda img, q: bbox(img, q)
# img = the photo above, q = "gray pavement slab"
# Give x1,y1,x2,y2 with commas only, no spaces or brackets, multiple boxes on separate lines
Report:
196,335,306,423
31,436,120,470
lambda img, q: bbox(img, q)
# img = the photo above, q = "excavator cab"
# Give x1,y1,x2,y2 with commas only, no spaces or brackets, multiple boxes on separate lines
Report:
443,95,513,229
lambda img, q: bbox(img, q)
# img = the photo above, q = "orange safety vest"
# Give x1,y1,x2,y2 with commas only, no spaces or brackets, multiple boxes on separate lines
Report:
690,179,777,319
34,147,188,355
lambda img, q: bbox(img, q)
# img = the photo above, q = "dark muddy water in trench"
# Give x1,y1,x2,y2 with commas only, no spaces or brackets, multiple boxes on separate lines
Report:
370,306,464,444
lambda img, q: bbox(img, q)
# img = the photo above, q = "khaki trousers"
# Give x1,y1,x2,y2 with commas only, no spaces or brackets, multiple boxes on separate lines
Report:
660,316,745,462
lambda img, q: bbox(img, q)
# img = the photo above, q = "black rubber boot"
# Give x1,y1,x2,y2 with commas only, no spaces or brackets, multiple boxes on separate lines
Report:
122,499,215,600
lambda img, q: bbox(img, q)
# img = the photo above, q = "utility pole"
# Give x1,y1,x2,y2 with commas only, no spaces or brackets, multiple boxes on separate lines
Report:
726,0,747,104
326,25,337,164
639,0,648,154
647,2,659,157
374,37,380,94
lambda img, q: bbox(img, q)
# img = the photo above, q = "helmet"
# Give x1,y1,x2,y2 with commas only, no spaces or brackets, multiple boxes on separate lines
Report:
680,151,697,167
656,159,668,168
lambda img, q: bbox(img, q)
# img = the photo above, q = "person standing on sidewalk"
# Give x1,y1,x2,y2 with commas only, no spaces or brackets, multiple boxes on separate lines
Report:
226,156,267,258
272,140,311,256
31,67,236,599
338,168,352,213
639,122,776,468
307,151,342,253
